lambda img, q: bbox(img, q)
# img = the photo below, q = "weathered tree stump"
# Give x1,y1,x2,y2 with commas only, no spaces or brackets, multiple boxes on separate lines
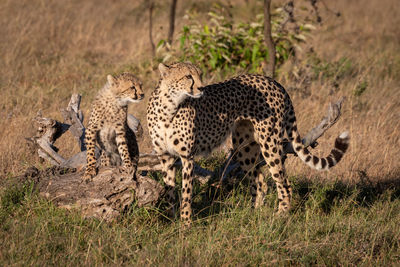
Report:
19,166,164,221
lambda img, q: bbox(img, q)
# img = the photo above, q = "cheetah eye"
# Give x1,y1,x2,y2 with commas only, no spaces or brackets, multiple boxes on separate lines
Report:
185,75,192,80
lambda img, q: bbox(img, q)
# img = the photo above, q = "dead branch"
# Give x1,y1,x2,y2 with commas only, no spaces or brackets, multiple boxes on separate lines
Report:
26,112,70,165
283,97,344,154
60,94,85,151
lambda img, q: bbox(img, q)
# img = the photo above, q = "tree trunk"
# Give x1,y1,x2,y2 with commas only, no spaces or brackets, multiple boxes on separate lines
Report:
263,0,276,78
167,0,178,46
148,1,156,56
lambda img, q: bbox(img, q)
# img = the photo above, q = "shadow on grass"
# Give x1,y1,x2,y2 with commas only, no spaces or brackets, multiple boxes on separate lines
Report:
188,170,400,220
294,172,400,214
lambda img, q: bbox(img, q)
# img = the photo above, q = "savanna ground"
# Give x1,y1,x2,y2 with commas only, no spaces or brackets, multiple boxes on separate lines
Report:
0,0,399,265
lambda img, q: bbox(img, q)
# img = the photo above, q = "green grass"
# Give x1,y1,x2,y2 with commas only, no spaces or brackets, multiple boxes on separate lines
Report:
1,174,399,266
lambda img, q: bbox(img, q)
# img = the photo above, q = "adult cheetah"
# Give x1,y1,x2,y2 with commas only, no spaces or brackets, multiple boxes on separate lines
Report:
147,62,349,226
83,73,144,181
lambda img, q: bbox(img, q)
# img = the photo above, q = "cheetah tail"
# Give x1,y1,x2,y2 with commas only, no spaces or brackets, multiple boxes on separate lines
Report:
291,128,350,170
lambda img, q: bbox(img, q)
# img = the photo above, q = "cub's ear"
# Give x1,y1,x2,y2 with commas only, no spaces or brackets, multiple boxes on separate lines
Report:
158,63,170,78
107,74,116,86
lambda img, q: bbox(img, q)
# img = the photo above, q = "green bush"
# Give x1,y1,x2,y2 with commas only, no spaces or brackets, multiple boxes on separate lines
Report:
172,4,315,75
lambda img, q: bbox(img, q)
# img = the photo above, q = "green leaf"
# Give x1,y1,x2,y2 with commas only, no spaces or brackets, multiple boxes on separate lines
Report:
157,39,166,48
204,25,210,34
251,44,260,64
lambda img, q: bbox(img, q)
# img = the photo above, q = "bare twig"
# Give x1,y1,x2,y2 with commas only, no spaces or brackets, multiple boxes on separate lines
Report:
310,0,322,23
279,1,295,33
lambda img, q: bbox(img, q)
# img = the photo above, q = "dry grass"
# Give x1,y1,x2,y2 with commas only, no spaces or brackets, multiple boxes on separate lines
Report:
0,0,399,184
284,0,400,182
0,1,399,265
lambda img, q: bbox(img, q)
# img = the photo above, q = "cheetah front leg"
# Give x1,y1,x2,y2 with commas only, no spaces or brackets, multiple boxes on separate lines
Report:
159,154,177,217
180,156,194,228
83,124,98,181
114,124,135,176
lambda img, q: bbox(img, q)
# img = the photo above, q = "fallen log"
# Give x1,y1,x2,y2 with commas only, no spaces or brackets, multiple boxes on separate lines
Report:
19,166,163,221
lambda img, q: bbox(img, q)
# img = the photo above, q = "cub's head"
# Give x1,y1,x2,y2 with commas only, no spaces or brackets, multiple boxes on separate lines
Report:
107,73,144,106
158,62,203,105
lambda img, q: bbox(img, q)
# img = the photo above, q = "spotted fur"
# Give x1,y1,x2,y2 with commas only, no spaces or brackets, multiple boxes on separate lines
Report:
82,73,144,181
147,62,349,226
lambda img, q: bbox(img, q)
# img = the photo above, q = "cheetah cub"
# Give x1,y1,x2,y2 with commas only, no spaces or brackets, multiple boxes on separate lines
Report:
82,73,144,181
147,62,349,227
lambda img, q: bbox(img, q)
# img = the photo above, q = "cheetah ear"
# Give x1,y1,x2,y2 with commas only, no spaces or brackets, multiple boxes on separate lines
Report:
107,74,116,86
158,63,169,78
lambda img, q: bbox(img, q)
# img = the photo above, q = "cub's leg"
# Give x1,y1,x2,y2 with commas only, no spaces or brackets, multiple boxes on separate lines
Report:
114,123,134,174
83,123,99,181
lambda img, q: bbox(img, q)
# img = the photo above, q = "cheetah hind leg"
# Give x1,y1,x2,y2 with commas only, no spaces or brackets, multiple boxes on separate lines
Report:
258,134,291,213
233,120,268,208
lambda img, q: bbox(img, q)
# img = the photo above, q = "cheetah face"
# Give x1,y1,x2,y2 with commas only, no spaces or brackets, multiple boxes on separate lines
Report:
108,73,144,107
158,62,203,106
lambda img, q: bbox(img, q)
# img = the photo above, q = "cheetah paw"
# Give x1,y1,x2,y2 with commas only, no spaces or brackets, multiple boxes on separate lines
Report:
117,166,135,176
181,218,192,230
82,168,97,182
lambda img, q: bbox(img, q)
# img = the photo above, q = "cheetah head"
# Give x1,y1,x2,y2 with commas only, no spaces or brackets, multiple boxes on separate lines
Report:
158,62,203,106
107,73,144,107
